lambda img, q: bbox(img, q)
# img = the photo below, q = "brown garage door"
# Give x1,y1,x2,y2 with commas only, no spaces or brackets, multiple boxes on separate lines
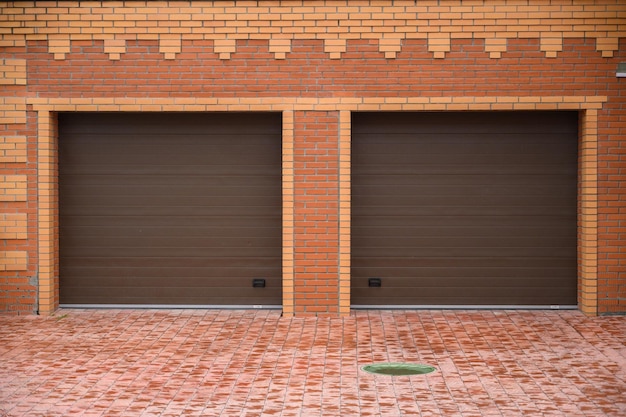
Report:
59,113,282,306
351,111,577,307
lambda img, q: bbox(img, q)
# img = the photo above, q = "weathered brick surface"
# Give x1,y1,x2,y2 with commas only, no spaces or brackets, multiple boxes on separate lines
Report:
0,1,624,315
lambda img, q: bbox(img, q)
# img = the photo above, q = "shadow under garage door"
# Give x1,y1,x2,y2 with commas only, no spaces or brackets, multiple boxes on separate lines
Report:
351,111,578,307
59,113,282,307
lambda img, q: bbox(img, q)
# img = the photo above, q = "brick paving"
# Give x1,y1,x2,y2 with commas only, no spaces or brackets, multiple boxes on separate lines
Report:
0,309,624,417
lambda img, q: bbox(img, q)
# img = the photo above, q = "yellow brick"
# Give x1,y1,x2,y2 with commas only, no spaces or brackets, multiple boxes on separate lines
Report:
0,213,28,239
269,38,291,51
0,251,28,271
0,175,27,201
0,136,27,163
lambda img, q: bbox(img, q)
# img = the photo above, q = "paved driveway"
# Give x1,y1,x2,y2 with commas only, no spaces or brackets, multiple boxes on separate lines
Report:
0,309,624,416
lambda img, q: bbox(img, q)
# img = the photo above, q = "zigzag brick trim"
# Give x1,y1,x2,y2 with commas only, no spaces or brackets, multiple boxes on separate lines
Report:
0,1,623,60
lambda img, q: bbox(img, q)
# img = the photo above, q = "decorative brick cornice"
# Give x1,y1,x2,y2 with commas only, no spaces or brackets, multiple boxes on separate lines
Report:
0,1,623,60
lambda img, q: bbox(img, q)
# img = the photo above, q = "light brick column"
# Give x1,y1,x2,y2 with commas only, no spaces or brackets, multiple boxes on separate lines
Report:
579,109,598,315
37,111,58,315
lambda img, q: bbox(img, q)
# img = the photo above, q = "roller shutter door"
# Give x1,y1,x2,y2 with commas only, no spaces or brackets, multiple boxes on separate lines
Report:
351,112,577,307
59,113,282,306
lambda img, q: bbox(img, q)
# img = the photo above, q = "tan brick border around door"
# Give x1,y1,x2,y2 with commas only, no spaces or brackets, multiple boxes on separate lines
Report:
32,96,605,316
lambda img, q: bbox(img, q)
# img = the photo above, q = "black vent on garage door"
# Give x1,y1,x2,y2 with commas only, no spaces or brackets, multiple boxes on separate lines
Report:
351,111,578,306
59,112,282,306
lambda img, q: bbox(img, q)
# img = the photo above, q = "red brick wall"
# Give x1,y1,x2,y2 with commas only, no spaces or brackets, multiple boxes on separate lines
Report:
21,38,624,100
0,1,624,315
293,111,340,316
598,97,626,314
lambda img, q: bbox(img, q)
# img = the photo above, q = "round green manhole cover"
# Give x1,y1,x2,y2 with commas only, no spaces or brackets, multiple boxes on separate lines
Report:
361,363,436,376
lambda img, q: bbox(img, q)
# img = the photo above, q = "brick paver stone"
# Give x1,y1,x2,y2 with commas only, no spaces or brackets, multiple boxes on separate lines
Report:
0,310,624,416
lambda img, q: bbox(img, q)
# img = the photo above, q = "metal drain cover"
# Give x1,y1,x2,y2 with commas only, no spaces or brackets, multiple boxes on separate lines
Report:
361,363,436,376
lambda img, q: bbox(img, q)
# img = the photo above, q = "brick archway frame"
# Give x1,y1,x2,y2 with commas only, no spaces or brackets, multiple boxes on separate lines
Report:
33,95,605,316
